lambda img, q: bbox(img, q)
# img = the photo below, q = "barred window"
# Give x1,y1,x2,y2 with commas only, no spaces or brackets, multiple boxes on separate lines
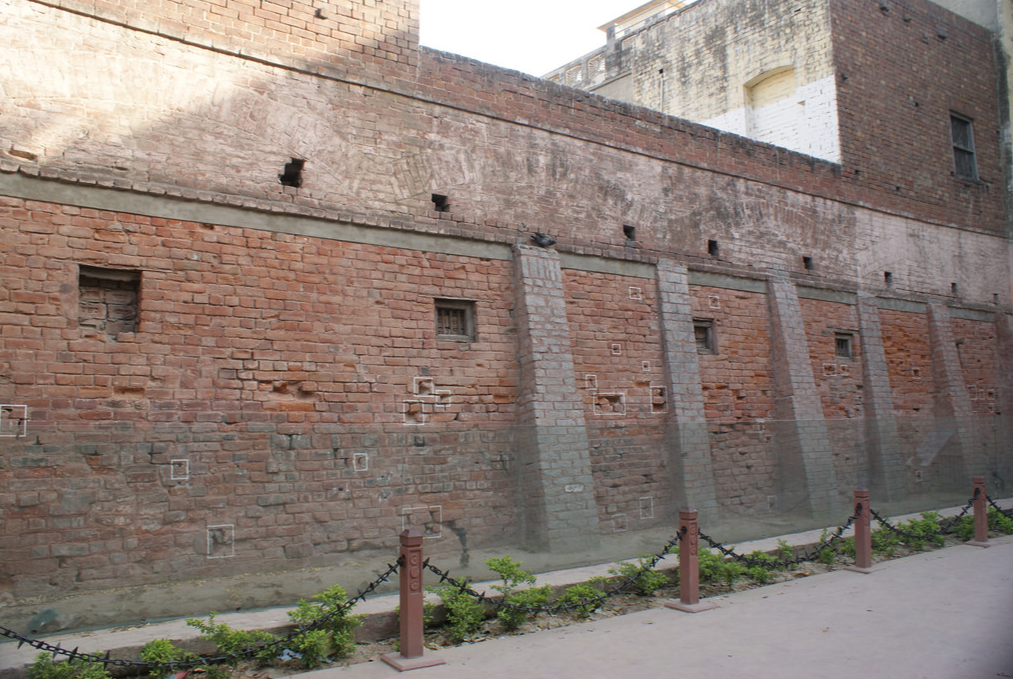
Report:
694,319,715,354
950,114,978,179
435,299,475,341
835,333,853,359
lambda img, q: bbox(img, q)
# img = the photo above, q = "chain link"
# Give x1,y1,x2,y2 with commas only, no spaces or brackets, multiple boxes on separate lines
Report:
986,495,1013,520
698,507,860,569
423,527,687,617
0,560,400,672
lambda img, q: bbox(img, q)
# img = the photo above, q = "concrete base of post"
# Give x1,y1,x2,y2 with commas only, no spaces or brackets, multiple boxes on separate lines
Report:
964,541,991,548
380,653,446,672
664,599,719,613
842,565,876,574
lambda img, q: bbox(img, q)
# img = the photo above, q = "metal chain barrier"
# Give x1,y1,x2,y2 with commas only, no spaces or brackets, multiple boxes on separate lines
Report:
423,527,687,617
869,497,973,540
986,495,1013,520
0,560,401,672
697,507,861,569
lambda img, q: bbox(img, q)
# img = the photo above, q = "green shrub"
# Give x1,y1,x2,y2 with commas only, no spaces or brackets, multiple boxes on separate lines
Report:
556,581,606,619
426,580,486,643
287,584,362,666
486,556,550,631
28,654,110,679
140,639,198,666
608,555,670,596
186,613,278,667
697,548,744,585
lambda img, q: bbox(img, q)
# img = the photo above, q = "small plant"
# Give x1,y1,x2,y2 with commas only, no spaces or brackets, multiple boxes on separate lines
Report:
28,654,110,679
775,539,795,566
557,580,606,619
989,507,1013,534
287,584,362,667
744,550,777,583
486,556,550,631
426,580,486,643
608,555,670,596
697,548,744,585
186,613,278,667
140,639,198,666
816,530,838,566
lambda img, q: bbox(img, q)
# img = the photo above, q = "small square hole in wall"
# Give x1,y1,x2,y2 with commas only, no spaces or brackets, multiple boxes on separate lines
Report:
708,239,720,257
708,295,720,310
694,319,715,354
803,256,813,271
628,286,643,301
594,393,625,415
611,343,622,356
79,266,140,339
650,386,667,413
431,194,450,212
835,332,853,359
434,299,475,341
279,158,304,187
623,225,636,240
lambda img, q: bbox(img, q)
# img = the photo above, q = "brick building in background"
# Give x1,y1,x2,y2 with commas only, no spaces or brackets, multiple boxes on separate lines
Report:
0,0,1011,630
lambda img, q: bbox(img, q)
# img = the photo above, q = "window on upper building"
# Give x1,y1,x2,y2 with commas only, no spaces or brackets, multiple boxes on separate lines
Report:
950,114,978,180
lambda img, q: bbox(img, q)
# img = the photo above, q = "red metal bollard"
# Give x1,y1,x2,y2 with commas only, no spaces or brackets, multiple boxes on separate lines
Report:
381,529,445,672
966,476,990,548
665,508,718,613
844,488,874,574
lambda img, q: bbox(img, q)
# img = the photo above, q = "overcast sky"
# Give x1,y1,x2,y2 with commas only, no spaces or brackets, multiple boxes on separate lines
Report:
419,0,644,77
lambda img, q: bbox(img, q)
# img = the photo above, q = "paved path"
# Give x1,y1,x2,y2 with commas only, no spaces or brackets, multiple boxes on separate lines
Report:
313,536,1013,679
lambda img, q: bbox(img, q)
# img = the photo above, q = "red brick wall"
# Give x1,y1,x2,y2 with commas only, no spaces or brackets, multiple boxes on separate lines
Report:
880,309,934,416
563,270,669,528
0,195,524,596
830,0,1002,234
799,298,863,419
952,318,1000,416
690,286,777,511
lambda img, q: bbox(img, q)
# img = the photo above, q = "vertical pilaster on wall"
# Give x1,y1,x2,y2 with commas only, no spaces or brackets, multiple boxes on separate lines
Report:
992,313,1013,487
767,275,837,516
511,245,600,552
856,294,905,502
926,301,972,481
655,260,718,524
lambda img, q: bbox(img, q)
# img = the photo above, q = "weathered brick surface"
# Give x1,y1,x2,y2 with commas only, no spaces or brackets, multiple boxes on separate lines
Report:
879,307,935,416
0,0,1009,619
563,268,672,528
689,284,775,513
831,0,1002,233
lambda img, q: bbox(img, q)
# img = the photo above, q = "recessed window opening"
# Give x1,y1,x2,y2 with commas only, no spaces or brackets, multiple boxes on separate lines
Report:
803,256,813,271
708,240,719,257
951,282,958,295
431,194,450,212
994,293,1000,305
884,271,893,286
693,319,715,354
279,158,304,187
623,225,636,241
950,114,978,179
835,333,853,359
435,299,475,341
79,266,140,339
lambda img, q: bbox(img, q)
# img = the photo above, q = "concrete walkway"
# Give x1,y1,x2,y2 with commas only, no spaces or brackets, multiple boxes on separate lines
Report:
316,536,1013,679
